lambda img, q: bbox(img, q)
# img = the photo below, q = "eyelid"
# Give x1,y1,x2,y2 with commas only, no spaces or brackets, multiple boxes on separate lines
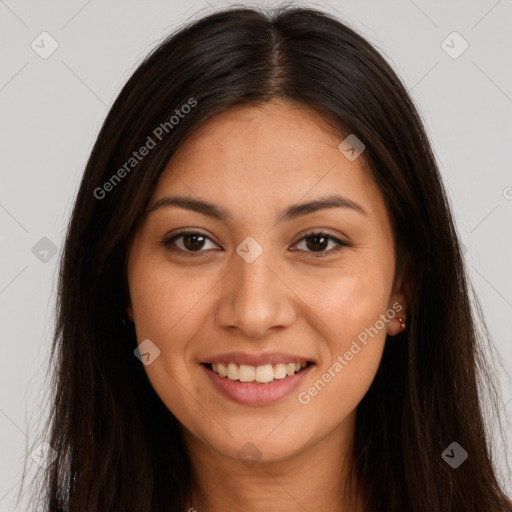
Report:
293,228,346,243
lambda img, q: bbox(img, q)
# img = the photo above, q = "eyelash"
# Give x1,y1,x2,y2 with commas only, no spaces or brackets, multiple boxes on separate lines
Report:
161,230,348,258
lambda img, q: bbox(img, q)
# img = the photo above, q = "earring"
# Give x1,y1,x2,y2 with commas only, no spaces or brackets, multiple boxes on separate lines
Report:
397,316,406,331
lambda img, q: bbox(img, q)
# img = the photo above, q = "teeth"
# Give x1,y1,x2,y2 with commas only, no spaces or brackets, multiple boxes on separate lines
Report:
274,363,287,379
218,363,227,377
255,364,274,383
209,361,308,383
227,363,238,380
239,364,255,382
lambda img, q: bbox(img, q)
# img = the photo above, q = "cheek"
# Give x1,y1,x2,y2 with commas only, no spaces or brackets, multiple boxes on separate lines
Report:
292,257,392,397
130,262,211,343
128,262,212,422
296,259,392,343
294,273,389,421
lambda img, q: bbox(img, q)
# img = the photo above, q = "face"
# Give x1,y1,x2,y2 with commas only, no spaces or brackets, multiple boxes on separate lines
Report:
126,99,406,466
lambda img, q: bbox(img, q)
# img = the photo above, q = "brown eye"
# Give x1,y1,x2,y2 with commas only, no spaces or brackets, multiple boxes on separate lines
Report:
305,234,329,251
181,233,206,251
162,231,219,255
293,232,347,256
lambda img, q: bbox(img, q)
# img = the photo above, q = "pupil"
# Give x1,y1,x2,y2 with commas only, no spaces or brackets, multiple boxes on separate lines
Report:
307,235,327,251
184,234,205,251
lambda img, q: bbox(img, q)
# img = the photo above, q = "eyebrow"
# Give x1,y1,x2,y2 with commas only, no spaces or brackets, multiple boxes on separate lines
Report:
147,194,368,222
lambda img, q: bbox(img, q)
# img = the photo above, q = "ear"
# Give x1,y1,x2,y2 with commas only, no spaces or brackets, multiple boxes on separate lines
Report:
386,296,406,336
386,273,413,336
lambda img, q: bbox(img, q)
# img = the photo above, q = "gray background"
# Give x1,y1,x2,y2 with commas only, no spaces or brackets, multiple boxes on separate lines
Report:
0,0,511,509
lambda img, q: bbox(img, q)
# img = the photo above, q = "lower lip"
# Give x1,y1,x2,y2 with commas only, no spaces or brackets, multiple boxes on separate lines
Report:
201,364,314,406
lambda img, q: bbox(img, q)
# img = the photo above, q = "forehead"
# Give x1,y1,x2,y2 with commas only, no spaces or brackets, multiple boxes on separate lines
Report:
152,100,385,223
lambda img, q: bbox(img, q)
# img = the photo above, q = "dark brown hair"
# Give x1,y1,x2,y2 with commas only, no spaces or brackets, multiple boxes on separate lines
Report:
22,5,511,511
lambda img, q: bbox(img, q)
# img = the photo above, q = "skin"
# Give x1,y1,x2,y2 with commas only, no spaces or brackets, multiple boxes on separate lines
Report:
126,99,408,512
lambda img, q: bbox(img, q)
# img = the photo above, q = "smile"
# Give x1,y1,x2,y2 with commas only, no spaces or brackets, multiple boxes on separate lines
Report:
207,362,309,383
201,360,315,406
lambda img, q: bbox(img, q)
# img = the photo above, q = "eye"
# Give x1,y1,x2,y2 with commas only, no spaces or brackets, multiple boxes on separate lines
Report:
292,231,348,256
162,230,220,256
162,230,348,257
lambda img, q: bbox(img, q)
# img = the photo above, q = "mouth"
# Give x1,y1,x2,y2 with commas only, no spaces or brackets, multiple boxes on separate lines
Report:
201,361,313,384
200,360,315,405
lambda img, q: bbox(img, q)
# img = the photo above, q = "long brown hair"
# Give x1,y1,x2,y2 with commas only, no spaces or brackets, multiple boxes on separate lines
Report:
22,5,511,511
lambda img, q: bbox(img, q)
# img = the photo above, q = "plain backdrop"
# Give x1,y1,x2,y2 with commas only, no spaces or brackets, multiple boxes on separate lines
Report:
0,0,511,509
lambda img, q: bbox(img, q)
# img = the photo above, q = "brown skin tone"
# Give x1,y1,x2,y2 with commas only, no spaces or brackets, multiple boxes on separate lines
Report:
126,99,407,511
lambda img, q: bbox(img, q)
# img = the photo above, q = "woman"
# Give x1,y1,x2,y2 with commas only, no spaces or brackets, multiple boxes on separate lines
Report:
26,5,511,511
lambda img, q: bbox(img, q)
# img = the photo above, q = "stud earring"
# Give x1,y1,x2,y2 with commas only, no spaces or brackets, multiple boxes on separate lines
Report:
397,316,406,331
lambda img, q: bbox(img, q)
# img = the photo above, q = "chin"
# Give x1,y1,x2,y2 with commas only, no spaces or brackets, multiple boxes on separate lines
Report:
196,420,314,466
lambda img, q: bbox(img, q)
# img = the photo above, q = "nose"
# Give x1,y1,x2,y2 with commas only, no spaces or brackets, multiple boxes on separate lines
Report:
214,244,297,339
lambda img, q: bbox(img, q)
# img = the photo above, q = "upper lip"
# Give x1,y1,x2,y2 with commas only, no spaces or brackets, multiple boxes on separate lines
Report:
201,351,314,367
